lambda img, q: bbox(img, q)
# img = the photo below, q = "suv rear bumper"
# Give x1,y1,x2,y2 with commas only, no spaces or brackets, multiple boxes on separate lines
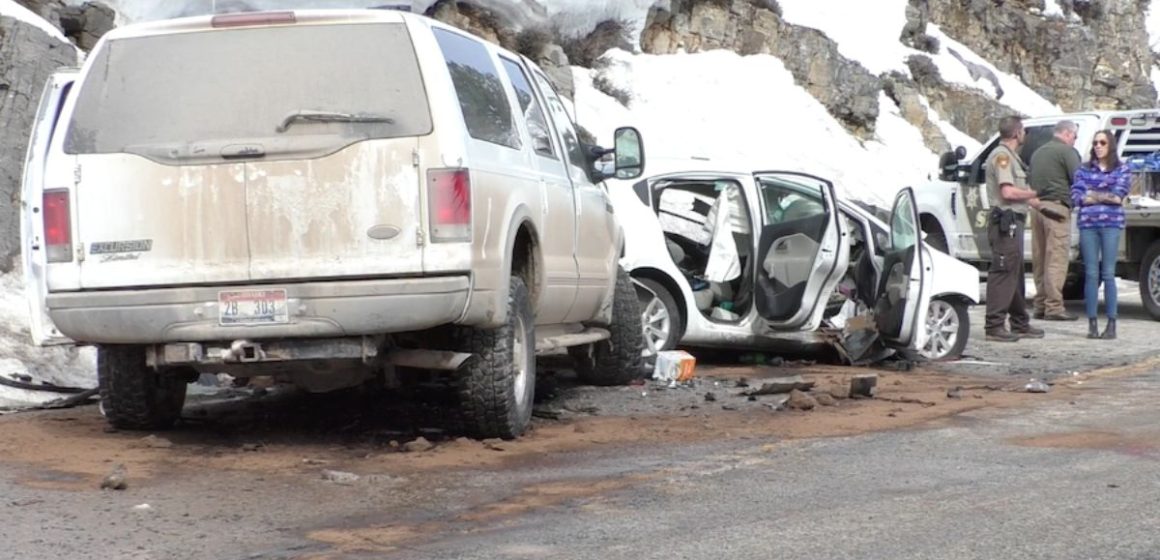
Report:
46,276,470,344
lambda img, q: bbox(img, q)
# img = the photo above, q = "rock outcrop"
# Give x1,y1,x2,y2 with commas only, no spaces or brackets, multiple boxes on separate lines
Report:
917,0,1157,110
0,13,77,272
15,0,115,50
639,0,881,137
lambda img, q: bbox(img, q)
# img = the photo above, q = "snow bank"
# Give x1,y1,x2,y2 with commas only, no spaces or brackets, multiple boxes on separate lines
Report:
0,0,68,40
574,49,940,206
0,271,96,409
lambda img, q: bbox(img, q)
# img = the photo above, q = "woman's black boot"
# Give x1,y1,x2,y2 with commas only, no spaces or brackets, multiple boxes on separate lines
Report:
1101,318,1117,340
1087,318,1100,339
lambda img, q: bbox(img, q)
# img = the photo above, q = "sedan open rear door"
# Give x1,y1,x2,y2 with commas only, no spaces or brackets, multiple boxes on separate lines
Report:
752,172,849,331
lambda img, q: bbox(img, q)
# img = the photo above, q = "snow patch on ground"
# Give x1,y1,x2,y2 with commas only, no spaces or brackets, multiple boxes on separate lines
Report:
0,0,68,40
0,271,96,410
575,49,940,207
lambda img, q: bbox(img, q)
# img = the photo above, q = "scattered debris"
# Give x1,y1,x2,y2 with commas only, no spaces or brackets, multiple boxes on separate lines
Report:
786,389,817,411
815,393,837,407
850,374,878,398
321,470,360,485
29,388,100,410
877,396,937,408
137,435,173,449
734,377,750,388
704,392,717,402
828,385,850,400
482,439,506,451
10,498,43,507
100,465,128,491
402,437,436,453
653,350,696,382
532,407,562,420
721,404,738,411
241,443,264,452
301,458,329,466
1108,483,1120,489
1025,380,1051,394
946,386,963,399
742,375,816,396
564,405,601,416
132,504,152,512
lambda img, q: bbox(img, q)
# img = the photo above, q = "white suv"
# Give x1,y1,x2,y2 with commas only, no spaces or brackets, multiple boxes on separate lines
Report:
22,9,647,439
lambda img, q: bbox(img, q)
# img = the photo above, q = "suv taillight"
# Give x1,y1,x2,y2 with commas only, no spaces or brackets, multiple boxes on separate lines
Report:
428,168,471,242
43,189,72,263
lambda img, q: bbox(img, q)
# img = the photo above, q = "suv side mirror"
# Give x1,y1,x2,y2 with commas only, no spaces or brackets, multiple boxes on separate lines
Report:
612,127,644,180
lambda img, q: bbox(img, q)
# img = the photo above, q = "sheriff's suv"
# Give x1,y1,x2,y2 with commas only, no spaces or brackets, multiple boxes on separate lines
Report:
22,9,647,439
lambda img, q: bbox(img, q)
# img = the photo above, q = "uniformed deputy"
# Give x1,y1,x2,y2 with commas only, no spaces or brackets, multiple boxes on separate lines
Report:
984,116,1047,342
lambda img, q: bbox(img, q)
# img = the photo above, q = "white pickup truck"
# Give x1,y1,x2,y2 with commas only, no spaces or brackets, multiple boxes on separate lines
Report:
914,110,1160,319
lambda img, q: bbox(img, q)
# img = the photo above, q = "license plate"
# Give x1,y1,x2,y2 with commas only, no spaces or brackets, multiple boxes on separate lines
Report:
218,289,289,326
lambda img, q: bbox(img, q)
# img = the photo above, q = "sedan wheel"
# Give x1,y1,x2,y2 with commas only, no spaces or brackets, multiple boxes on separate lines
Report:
919,298,969,361
634,278,681,357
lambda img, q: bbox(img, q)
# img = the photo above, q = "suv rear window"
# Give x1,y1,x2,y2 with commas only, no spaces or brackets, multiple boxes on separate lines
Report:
64,23,432,157
432,28,520,150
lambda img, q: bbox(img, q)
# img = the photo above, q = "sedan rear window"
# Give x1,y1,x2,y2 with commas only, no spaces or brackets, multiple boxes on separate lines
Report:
64,23,432,157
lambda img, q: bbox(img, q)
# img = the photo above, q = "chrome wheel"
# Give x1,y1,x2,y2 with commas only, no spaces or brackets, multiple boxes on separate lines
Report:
920,299,959,360
512,312,530,407
639,290,672,357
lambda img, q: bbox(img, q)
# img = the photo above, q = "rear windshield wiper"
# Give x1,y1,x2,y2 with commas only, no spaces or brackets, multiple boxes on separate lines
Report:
275,110,396,133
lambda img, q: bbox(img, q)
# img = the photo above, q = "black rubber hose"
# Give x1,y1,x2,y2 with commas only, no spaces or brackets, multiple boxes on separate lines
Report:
0,375,91,394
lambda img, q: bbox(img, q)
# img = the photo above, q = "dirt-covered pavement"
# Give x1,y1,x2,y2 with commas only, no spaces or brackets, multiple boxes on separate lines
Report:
0,285,1156,559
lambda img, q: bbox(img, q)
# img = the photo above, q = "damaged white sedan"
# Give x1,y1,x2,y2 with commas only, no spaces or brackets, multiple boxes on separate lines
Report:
608,170,981,362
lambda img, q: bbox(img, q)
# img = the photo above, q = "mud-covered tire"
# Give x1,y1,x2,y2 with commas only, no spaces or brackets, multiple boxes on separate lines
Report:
97,345,188,430
454,276,535,440
570,267,646,386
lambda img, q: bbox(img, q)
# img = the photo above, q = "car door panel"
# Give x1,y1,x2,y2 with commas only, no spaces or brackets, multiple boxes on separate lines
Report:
753,172,849,331
875,187,933,349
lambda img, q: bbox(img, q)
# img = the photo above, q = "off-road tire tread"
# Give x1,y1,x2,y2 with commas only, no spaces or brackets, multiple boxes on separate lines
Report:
454,277,534,440
572,267,646,386
98,345,186,430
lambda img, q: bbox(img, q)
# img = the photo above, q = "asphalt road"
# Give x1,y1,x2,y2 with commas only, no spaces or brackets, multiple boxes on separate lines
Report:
315,370,1160,560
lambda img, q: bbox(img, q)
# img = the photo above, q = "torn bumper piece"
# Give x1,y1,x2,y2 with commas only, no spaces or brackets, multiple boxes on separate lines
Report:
146,337,472,371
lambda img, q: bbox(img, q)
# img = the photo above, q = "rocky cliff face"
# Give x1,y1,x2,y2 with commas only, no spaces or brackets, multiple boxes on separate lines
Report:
0,14,76,273
15,0,115,50
919,0,1156,111
639,0,881,138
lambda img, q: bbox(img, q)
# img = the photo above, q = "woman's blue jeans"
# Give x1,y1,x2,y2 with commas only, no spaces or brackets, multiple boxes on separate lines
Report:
1079,227,1121,319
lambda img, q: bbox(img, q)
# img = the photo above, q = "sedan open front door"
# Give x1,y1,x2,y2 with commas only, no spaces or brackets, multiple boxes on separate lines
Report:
875,187,933,349
752,172,849,331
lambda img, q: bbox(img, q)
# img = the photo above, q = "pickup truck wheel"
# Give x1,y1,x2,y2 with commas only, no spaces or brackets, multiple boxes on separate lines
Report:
455,276,535,440
1139,240,1160,321
918,298,969,361
570,267,646,386
97,345,187,430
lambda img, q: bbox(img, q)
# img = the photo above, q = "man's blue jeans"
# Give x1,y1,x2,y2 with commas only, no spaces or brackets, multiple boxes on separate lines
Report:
1079,227,1121,319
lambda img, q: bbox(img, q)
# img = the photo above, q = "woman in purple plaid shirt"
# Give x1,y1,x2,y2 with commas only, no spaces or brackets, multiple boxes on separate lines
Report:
1070,129,1130,340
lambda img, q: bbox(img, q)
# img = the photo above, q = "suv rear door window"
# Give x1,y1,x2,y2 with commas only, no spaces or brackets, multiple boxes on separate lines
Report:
432,28,520,150
65,23,432,158
499,57,556,159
